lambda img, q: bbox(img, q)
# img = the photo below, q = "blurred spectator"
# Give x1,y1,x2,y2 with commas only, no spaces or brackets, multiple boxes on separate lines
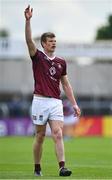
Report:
7,95,30,118
0,103,9,118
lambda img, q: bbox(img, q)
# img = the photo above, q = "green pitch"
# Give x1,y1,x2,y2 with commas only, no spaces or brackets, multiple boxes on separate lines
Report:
0,136,112,179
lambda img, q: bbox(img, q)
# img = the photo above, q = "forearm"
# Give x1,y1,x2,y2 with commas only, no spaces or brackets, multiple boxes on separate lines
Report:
63,83,77,106
25,19,36,56
25,19,33,44
61,75,81,117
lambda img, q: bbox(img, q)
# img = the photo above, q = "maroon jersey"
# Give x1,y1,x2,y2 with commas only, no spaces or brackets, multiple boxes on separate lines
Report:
31,50,67,99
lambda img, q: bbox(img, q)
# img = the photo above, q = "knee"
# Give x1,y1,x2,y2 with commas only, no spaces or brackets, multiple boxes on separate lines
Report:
35,131,45,144
52,127,63,142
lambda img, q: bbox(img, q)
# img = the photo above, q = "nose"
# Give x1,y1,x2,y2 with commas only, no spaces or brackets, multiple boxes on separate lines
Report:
53,40,56,44
53,41,55,44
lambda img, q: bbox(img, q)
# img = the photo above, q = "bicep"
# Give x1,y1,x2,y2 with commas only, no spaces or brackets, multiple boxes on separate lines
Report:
27,40,37,57
61,75,70,87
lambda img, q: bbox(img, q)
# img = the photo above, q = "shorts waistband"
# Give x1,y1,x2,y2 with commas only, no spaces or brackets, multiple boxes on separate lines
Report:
34,94,52,98
33,94,61,101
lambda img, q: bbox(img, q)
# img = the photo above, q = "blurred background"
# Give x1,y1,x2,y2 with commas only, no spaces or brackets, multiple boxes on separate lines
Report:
0,0,112,137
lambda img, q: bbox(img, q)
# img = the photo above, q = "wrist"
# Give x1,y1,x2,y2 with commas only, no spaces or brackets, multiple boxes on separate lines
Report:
26,18,31,22
73,104,78,108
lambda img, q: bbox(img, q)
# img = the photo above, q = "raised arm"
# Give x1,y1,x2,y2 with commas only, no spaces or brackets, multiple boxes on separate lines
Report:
24,5,37,57
61,75,81,118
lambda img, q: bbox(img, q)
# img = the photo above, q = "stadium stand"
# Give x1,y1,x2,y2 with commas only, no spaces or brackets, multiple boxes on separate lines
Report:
0,38,112,117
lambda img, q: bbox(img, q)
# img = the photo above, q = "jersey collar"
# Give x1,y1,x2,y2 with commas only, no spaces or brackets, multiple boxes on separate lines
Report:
43,51,56,60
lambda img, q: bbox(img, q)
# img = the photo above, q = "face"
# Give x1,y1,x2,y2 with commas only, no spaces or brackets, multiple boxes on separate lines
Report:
42,37,56,53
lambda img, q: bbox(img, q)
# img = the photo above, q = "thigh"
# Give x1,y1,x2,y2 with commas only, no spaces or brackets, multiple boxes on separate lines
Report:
48,120,64,132
34,124,46,135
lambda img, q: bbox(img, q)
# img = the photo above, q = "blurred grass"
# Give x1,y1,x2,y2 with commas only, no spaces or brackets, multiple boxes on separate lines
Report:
0,136,112,179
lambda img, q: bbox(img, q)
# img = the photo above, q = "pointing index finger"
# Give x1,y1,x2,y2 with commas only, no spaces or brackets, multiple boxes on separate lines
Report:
25,5,30,11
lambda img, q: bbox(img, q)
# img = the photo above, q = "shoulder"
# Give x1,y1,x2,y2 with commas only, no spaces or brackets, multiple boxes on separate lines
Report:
30,49,44,61
55,56,66,64
56,56,65,61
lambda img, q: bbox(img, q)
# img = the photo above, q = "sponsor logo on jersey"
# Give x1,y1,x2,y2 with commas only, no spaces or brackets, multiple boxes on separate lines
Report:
50,76,57,81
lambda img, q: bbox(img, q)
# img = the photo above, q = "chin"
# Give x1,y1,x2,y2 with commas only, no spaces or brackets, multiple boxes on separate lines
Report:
51,48,55,52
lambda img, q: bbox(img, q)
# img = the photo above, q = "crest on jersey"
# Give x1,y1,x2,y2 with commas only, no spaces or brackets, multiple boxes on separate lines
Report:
49,66,56,76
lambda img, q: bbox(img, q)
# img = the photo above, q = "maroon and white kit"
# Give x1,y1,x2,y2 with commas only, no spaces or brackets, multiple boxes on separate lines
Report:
31,50,67,99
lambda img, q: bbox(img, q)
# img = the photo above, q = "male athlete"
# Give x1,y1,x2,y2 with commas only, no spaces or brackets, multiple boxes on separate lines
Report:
24,5,81,177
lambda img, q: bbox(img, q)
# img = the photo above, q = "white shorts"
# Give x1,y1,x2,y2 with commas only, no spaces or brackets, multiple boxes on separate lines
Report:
31,96,64,125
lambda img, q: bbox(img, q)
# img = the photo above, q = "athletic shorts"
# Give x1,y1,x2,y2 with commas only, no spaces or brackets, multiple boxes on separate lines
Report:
31,95,64,125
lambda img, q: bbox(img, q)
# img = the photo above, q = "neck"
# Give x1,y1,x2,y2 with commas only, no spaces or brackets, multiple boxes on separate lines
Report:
44,50,54,58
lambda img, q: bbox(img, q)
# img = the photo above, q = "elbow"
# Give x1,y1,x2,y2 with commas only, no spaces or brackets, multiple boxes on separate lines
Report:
63,84,72,92
26,38,32,44
63,84,68,92
26,39,33,48
25,34,32,43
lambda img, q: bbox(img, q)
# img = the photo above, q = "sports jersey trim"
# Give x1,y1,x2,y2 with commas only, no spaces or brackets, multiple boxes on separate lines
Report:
42,51,56,60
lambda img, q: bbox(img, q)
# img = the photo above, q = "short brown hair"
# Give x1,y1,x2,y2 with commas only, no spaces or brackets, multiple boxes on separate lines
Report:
40,32,56,47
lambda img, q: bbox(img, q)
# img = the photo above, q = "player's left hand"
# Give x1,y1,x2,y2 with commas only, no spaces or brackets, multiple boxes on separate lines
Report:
73,104,81,118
